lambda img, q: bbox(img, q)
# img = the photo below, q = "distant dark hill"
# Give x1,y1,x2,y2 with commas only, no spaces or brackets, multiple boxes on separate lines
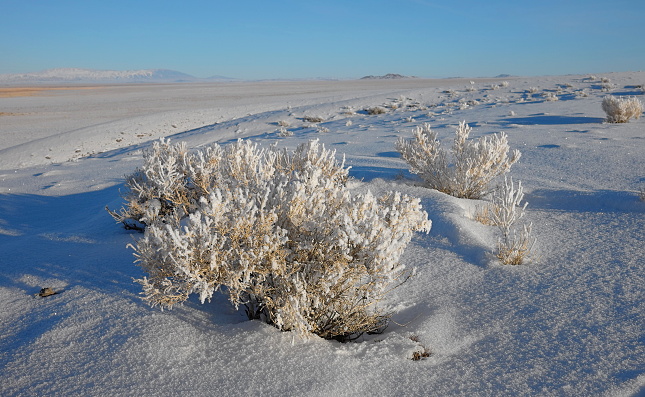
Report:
360,73,415,80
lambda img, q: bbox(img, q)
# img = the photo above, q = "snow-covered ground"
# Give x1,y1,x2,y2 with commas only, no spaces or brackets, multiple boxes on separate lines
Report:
1,73,643,396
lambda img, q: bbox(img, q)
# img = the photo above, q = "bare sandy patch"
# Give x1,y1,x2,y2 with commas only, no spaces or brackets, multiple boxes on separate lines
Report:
0,86,102,98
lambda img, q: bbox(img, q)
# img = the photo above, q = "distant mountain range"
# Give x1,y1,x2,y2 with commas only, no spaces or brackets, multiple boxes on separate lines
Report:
0,68,235,85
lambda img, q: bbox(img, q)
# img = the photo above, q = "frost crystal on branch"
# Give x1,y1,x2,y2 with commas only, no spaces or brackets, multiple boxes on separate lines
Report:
114,138,431,340
396,121,521,199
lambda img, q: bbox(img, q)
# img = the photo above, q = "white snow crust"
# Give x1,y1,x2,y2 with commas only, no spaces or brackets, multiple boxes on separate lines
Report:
1,73,643,396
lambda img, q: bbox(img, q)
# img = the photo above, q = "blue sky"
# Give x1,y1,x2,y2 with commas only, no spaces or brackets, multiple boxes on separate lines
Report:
1,0,643,79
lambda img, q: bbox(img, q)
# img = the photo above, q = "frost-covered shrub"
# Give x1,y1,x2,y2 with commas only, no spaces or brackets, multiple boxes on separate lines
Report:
277,126,293,137
117,138,431,340
487,177,534,265
543,92,559,102
303,115,325,123
496,223,534,265
473,177,535,264
342,106,357,116
366,106,386,115
107,139,193,229
396,122,521,199
602,95,643,123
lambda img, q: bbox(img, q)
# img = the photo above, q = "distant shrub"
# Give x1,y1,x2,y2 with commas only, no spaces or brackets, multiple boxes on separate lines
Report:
602,96,643,123
396,122,521,199
112,138,431,340
366,106,387,115
277,126,293,137
543,92,559,102
342,106,357,116
576,90,590,98
303,115,325,123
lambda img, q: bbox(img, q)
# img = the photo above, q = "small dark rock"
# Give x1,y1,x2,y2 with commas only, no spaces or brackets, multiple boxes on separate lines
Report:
38,287,57,297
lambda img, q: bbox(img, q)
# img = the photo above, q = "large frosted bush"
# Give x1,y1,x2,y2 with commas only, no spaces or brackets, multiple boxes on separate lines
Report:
602,95,643,123
112,138,431,340
395,121,521,199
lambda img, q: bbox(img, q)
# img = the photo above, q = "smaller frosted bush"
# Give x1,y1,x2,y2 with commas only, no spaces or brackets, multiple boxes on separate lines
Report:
396,122,521,199
602,96,643,123
477,177,534,264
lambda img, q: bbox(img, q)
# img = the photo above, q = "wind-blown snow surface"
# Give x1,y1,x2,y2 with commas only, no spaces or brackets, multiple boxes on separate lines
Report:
1,73,643,396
